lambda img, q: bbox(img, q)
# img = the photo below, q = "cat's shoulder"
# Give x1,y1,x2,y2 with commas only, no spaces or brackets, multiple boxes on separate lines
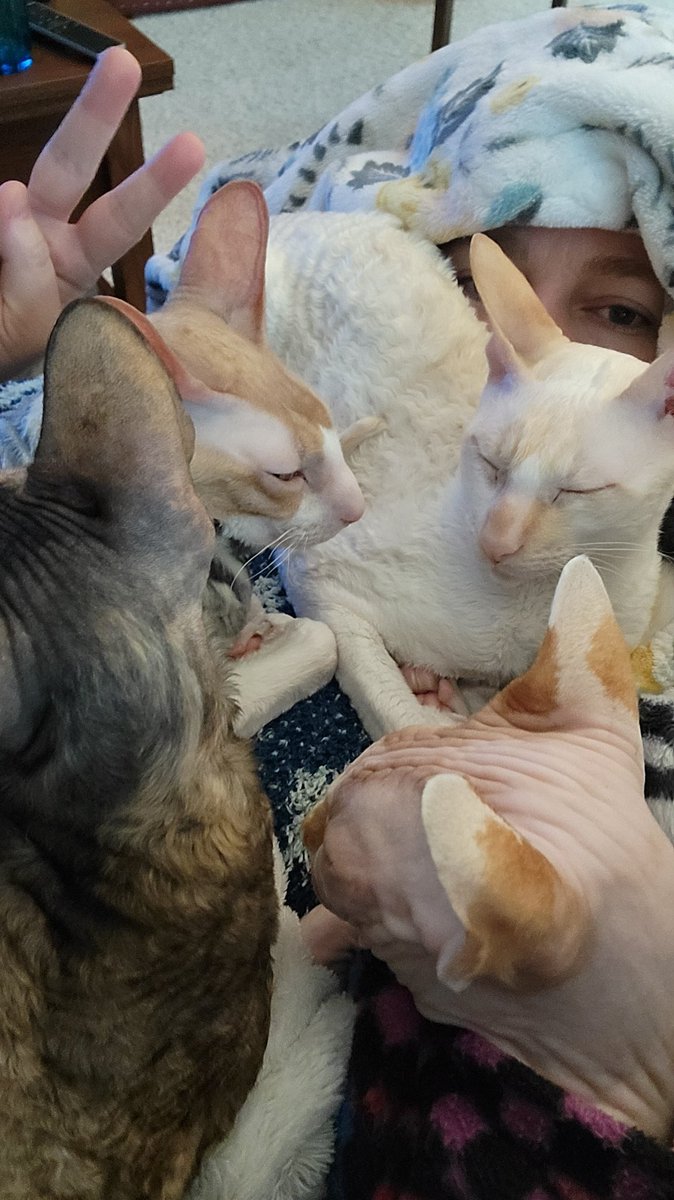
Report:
267,210,456,288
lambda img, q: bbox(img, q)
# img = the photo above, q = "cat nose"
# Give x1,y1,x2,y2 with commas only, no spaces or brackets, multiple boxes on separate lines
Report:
479,531,524,565
338,477,365,525
479,497,538,566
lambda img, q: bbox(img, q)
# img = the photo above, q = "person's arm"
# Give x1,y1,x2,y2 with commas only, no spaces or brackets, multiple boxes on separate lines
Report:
0,45,205,381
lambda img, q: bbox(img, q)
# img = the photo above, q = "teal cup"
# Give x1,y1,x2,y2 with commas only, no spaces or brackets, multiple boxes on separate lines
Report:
0,0,32,74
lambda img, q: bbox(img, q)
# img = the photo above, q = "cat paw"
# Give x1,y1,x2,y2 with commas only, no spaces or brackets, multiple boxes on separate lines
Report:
400,665,470,717
228,617,276,659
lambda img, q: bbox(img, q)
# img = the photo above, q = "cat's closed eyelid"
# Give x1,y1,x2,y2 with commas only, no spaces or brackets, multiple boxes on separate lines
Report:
267,469,304,482
553,483,616,502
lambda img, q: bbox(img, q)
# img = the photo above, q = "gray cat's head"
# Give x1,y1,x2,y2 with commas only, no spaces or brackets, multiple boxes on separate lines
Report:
456,234,674,580
0,300,218,901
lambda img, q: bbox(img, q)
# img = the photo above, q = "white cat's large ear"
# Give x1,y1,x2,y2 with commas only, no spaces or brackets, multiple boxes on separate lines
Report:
171,180,267,345
492,555,638,731
421,771,589,991
421,557,637,992
617,347,674,423
469,233,568,381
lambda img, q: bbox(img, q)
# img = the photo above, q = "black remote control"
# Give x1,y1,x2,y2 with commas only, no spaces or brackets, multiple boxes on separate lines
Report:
26,1,124,60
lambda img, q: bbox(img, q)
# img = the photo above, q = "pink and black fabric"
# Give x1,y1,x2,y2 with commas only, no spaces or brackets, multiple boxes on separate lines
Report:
327,954,674,1200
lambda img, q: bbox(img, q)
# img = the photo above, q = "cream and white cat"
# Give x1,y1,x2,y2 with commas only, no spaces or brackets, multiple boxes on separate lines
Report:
264,211,674,739
104,182,375,737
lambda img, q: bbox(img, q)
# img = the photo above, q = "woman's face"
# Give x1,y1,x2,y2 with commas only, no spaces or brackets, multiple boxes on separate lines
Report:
442,227,666,363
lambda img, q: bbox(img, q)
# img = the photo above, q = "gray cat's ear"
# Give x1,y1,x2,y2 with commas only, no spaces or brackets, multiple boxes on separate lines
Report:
171,180,267,345
469,233,568,375
35,299,211,552
99,295,222,420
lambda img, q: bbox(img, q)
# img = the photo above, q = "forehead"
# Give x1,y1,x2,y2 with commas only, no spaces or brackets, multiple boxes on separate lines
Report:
494,226,658,283
448,226,659,287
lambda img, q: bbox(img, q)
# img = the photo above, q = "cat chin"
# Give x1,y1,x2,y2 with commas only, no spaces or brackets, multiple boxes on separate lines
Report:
487,556,569,582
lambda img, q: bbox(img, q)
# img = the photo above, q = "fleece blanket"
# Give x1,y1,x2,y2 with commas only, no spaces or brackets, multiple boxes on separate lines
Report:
146,2,674,310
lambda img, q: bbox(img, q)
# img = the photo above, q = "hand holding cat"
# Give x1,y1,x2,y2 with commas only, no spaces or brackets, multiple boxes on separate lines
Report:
304,557,674,1142
0,46,204,381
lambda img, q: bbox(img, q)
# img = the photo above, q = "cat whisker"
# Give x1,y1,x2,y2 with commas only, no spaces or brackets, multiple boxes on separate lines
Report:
573,541,656,553
229,529,295,589
585,558,623,581
247,532,302,586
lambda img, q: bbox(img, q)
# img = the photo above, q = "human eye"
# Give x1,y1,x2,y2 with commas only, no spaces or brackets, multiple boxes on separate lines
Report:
596,303,655,330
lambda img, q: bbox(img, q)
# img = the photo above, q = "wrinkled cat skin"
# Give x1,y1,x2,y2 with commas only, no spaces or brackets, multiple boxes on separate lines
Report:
265,213,674,739
304,557,674,1143
0,301,277,1198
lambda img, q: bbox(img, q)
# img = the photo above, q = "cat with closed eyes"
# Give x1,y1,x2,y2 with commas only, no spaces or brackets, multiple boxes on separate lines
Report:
106,181,380,736
263,211,674,740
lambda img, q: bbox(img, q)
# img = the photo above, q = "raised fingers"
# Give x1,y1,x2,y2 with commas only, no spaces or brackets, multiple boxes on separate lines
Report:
72,132,205,287
28,46,142,223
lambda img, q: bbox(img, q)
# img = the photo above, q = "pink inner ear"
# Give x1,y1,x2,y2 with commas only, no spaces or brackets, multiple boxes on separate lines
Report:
486,331,520,386
177,180,267,345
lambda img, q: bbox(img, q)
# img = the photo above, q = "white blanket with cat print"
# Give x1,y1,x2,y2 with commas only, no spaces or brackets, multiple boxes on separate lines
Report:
146,3,674,312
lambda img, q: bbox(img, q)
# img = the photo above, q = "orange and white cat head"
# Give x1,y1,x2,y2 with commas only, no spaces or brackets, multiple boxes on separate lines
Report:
457,233,674,580
102,181,363,550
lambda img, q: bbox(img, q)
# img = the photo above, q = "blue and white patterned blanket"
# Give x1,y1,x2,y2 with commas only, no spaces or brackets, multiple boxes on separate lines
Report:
146,3,674,311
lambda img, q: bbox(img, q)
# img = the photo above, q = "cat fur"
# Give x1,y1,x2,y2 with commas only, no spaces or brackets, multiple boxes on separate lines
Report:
264,211,674,739
0,299,277,1199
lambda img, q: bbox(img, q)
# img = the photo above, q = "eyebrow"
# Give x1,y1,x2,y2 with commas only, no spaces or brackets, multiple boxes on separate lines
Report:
582,255,659,283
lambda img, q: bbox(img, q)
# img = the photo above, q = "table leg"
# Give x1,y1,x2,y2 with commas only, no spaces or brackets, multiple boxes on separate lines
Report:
431,0,453,50
101,98,154,312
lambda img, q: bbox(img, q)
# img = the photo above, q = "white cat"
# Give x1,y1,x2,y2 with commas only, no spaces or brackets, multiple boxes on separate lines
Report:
264,211,674,740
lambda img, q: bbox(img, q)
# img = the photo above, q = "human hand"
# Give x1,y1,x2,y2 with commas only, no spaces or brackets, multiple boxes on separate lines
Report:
304,557,674,1141
0,45,205,380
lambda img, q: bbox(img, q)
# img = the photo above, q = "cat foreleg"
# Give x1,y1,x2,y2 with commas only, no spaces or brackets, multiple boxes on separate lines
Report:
230,615,338,738
324,605,464,740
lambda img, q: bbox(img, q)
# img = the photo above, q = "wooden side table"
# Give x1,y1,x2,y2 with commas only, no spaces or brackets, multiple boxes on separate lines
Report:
0,0,174,311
